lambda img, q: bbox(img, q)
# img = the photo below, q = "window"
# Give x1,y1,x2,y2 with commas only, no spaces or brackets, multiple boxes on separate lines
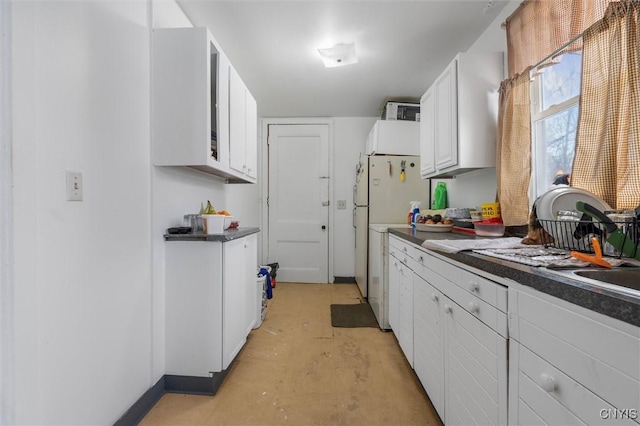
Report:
531,52,582,198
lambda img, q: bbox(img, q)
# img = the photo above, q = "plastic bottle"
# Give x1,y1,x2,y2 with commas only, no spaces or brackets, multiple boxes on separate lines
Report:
410,201,421,227
432,182,447,209
408,202,415,225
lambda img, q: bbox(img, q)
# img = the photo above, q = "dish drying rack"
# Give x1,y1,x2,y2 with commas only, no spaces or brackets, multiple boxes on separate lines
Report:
537,218,639,258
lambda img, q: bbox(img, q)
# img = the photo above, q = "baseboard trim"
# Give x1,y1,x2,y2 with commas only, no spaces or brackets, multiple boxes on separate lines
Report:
114,362,235,425
114,376,165,426
334,276,356,284
164,368,230,396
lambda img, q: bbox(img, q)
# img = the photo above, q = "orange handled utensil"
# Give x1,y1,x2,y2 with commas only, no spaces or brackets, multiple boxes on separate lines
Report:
571,237,612,268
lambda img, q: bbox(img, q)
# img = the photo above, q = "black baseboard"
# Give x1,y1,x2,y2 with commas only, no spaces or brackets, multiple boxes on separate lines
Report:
334,276,356,284
114,376,165,426
114,361,235,425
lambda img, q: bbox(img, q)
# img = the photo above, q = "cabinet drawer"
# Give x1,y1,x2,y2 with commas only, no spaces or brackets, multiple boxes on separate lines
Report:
415,247,507,312
410,256,507,338
389,236,415,264
514,343,638,425
512,289,640,414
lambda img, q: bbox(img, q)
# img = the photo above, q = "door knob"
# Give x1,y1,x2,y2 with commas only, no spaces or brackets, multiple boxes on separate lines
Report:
322,225,326,230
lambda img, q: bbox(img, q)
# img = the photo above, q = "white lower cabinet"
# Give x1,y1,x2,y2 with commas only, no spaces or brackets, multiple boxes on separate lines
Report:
388,252,399,332
413,274,444,419
443,294,507,426
397,263,414,367
391,235,508,425
392,234,640,426
388,236,414,366
165,233,258,379
222,233,258,368
509,285,640,426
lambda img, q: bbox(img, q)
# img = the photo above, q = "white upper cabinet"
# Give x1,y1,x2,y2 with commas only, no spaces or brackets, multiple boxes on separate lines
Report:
420,52,503,179
419,87,436,176
152,27,256,184
229,66,258,180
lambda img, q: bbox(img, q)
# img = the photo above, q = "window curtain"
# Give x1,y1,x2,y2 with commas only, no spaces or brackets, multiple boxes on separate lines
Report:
497,0,613,225
571,1,640,209
506,0,611,77
496,71,532,226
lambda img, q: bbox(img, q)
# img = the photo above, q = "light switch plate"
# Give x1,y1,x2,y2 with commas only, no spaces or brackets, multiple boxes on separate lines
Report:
337,200,347,209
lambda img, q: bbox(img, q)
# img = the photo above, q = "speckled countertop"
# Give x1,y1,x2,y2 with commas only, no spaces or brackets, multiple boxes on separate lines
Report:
164,227,260,242
389,227,640,327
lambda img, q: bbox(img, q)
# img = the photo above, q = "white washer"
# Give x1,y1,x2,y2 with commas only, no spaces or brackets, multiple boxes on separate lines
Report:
368,224,410,330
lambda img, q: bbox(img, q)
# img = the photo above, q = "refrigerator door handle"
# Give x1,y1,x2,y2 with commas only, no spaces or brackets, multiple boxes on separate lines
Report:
352,206,356,229
352,184,357,206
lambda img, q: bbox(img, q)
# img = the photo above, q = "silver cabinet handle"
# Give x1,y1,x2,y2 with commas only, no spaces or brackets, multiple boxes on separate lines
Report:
469,282,479,293
468,301,479,314
444,304,452,314
431,293,438,302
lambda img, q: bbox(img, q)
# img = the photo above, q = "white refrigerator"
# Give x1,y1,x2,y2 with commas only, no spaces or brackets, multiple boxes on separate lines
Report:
353,155,429,300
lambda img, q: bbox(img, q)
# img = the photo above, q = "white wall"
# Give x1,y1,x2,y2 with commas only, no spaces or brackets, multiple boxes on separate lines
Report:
12,1,153,423
332,117,377,277
10,0,261,423
430,0,520,209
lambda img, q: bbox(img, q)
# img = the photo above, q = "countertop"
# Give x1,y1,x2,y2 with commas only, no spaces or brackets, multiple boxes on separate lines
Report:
389,227,640,327
164,227,260,242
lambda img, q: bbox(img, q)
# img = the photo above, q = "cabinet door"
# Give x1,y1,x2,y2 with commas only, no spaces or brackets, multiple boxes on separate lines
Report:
243,233,258,334
420,87,436,177
223,237,247,369
245,90,258,179
413,275,444,419
229,66,247,175
398,264,414,367
388,254,400,333
434,60,458,171
165,242,224,376
443,297,507,426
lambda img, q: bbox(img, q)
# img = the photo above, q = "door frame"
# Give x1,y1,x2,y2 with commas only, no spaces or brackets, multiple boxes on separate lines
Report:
260,118,334,283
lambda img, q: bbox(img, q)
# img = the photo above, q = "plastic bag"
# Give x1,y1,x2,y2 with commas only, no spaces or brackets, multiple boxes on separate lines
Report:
432,182,447,209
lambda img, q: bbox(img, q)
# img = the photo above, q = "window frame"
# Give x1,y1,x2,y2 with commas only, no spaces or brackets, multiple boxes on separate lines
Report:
529,57,582,200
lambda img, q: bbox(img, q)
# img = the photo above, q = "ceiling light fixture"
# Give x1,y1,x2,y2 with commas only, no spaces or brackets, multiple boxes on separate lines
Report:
317,43,358,68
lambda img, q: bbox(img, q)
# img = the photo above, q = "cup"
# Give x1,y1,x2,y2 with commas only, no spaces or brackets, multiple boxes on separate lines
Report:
183,214,205,234
481,203,501,222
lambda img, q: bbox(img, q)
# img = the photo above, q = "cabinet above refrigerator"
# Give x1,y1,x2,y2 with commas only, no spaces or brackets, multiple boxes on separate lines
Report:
365,120,420,156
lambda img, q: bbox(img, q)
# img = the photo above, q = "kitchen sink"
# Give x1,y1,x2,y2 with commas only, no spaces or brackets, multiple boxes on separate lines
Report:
574,269,640,291
546,267,640,297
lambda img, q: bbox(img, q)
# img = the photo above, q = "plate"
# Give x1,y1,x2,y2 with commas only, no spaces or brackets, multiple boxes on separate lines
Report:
416,223,453,233
536,186,611,221
535,187,611,250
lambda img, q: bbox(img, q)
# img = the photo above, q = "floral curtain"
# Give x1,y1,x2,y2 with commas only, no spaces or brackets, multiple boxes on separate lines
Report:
571,1,640,209
496,71,532,226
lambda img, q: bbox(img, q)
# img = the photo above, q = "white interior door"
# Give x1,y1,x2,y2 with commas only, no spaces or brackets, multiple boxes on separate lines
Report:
268,124,329,283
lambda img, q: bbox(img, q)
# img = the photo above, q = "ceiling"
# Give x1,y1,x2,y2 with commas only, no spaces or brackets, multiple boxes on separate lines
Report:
176,0,510,118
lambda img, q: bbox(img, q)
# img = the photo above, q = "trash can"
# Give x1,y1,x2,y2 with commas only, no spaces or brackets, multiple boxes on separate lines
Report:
254,266,271,329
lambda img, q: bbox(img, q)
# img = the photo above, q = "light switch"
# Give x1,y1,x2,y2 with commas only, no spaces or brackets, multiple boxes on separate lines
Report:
337,200,347,209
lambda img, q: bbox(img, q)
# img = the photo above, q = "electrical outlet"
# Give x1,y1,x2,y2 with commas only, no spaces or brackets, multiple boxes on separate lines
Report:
337,200,347,209
66,171,83,201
